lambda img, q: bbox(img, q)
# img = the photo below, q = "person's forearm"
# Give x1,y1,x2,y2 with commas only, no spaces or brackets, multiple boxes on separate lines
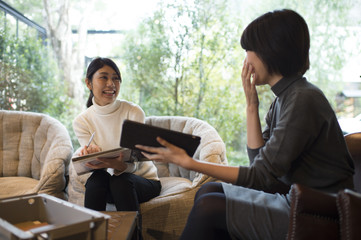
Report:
185,158,240,184
246,106,264,149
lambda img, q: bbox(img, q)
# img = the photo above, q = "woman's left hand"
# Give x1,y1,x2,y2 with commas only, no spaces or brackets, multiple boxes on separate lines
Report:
85,152,128,172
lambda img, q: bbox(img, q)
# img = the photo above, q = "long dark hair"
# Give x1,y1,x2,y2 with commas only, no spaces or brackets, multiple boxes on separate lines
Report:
240,9,310,77
85,57,122,108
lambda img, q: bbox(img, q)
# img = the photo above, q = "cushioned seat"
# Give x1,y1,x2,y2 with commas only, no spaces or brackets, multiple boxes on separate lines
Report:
0,110,73,200
68,115,228,239
159,177,193,196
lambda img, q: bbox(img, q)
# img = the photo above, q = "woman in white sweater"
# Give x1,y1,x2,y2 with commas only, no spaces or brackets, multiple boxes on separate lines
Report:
73,57,161,214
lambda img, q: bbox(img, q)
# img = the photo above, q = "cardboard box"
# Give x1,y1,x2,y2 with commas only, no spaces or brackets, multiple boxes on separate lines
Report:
0,194,110,240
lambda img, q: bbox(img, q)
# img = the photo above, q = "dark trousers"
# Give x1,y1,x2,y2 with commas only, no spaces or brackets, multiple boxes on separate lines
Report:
84,170,161,211
180,182,231,240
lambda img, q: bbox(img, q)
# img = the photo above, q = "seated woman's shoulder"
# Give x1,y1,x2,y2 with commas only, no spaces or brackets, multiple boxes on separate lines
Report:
118,100,145,119
119,99,139,107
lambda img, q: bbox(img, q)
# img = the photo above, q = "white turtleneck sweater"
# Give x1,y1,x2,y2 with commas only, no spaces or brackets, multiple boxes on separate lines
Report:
73,99,159,180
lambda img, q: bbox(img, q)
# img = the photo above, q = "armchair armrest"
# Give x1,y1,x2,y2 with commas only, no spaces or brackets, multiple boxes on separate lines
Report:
35,140,73,200
337,189,361,240
287,184,339,240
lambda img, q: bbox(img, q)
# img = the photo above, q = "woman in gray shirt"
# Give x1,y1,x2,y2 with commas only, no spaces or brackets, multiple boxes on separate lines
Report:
137,9,354,240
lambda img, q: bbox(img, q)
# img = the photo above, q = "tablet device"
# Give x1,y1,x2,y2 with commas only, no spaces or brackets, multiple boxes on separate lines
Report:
120,120,201,157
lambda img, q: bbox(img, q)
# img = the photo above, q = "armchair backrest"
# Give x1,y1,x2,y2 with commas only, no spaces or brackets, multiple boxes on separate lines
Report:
145,116,227,181
0,110,72,179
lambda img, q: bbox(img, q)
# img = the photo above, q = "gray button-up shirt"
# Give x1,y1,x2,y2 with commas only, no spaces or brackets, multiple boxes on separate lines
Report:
237,75,354,193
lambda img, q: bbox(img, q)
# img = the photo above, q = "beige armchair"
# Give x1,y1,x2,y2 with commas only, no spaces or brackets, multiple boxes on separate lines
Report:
0,110,73,200
68,116,228,239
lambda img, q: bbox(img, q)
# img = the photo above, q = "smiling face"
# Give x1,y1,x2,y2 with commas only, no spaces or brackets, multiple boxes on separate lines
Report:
245,51,282,87
86,65,121,106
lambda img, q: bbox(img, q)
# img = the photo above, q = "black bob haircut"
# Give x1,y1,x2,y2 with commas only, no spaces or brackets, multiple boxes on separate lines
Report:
240,9,310,77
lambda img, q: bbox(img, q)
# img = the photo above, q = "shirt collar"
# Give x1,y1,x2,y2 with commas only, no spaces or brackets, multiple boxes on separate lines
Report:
271,75,303,97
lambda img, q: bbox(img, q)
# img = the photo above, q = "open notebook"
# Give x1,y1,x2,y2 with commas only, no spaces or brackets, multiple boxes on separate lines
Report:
72,148,131,175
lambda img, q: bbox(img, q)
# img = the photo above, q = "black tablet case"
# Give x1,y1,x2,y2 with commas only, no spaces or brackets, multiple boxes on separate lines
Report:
120,120,201,157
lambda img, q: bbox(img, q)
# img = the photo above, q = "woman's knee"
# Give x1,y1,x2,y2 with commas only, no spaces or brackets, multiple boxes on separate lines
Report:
85,170,110,188
192,192,226,218
195,182,224,201
109,173,134,190
184,192,228,238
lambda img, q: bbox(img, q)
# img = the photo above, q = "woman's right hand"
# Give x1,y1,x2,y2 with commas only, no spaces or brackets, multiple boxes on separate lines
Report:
242,59,265,149
79,144,128,172
80,144,102,156
242,59,259,109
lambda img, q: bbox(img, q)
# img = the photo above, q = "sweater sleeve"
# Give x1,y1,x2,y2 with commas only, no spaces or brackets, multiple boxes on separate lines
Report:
73,114,93,147
114,103,146,175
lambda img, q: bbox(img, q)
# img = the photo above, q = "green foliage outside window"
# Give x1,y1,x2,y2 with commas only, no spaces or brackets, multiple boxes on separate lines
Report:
117,0,360,166
1,0,360,166
0,23,78,148
1,31,57,112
